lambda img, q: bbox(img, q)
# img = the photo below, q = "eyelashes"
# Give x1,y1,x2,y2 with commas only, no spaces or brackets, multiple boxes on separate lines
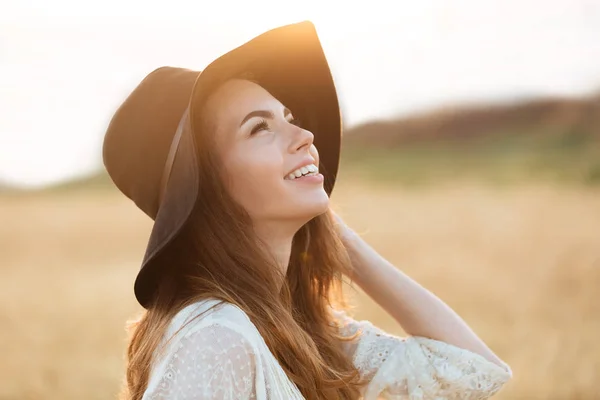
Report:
249,117,302,136
250,119,269,135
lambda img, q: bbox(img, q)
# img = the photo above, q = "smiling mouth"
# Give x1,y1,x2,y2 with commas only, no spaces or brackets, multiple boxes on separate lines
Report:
284,163,319,180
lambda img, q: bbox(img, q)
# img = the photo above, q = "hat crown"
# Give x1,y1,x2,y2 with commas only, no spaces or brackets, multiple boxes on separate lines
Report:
102,67,199,218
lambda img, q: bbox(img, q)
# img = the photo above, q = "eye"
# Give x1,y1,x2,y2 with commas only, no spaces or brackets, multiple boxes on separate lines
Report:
288,117,302,127
250,119,269,135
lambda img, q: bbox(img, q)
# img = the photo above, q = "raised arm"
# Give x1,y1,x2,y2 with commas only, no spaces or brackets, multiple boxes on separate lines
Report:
330,214,512,399
336,216,510,371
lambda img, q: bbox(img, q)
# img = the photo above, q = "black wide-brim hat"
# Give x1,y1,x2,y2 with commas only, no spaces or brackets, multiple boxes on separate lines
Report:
103,21,342,309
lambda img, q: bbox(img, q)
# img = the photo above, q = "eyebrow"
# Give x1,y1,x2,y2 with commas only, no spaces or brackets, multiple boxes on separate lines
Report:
240,107,292,127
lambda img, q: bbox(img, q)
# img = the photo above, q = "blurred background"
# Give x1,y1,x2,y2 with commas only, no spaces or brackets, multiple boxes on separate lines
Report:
1,0,600,399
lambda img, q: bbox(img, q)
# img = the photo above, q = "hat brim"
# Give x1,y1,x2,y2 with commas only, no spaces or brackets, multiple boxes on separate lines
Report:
134,21,342,308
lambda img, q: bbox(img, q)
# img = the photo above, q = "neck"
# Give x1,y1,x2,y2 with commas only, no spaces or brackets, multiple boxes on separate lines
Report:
253,220,302,282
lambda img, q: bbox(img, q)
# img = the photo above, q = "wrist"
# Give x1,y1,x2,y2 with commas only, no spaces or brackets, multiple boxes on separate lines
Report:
338,225,361,252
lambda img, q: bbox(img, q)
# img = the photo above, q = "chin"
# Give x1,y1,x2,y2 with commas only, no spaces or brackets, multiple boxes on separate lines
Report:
298,194,330,220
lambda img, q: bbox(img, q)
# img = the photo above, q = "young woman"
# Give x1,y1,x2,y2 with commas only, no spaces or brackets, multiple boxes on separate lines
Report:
103,21,512,400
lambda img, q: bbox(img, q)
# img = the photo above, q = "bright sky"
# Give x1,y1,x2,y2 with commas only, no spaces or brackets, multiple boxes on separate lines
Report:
1,0,600,188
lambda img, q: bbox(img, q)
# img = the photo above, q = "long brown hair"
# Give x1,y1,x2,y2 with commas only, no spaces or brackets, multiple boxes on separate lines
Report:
120,79,366,399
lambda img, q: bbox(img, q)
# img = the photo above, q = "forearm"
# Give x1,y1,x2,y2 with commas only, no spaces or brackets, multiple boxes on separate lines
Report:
342,229,508,370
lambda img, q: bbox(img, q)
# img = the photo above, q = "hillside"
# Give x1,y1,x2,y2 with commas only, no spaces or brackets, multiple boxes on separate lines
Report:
0,183,13,193
340,94,600,185
343,94,600,147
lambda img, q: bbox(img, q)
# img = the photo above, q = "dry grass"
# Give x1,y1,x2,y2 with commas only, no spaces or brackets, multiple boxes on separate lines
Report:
1,180,599,399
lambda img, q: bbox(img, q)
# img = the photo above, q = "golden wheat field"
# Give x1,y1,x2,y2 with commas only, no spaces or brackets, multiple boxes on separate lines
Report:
1,179,599,400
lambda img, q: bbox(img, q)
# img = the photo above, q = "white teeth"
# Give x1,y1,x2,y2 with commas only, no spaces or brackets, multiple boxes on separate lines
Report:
285,163,319,180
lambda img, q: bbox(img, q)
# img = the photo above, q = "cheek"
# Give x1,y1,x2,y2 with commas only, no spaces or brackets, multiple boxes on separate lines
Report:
223,149,285,210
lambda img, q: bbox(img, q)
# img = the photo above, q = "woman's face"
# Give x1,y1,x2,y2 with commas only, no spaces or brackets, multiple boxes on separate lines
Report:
202,79,329,226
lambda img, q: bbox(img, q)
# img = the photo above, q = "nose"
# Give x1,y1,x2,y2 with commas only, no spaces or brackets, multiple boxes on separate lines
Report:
288,125,315,154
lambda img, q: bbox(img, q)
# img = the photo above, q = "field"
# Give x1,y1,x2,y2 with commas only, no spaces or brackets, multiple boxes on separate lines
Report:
1,177,599,399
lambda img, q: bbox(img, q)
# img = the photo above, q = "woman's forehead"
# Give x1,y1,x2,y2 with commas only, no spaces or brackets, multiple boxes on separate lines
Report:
206,79,284,122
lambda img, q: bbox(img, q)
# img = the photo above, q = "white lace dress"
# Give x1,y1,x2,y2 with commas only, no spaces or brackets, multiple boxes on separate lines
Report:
142,298,512,399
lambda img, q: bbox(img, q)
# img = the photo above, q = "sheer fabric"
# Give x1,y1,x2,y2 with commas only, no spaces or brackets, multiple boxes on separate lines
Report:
143,299,511,399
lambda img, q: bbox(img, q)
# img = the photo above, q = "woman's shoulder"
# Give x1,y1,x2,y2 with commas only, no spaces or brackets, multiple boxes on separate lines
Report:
147,299,266,397
165,297,260,342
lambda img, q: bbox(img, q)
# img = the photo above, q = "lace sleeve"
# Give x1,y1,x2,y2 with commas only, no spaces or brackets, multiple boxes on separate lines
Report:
330,308,512,400
149,324,257,400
